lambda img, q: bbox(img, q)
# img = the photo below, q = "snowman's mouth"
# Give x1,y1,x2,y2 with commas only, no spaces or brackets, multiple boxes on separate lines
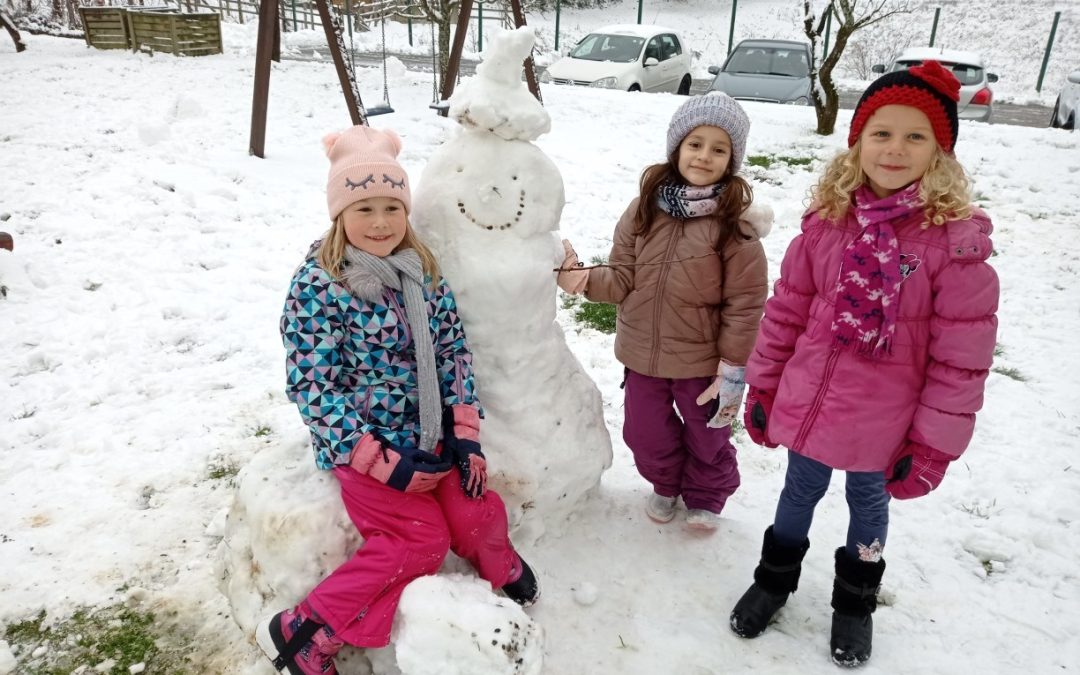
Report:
457,189,527,231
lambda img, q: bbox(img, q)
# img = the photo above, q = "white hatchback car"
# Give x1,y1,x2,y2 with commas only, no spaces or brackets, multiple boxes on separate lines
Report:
1051,69,1080,129
540,25,693,94
873,48,998,122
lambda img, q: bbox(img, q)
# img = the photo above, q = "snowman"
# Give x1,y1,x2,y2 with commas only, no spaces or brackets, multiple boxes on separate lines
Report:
412,27,613,546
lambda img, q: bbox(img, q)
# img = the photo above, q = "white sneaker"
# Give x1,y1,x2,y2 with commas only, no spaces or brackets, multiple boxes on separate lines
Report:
645,493,677,523
686,509,721,531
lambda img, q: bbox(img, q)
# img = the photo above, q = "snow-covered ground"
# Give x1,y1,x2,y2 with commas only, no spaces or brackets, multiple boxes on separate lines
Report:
2,8,1080,675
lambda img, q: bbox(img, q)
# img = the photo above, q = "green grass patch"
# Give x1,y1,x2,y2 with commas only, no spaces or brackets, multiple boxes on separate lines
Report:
4,604,193,674
991,366,1027,382
746,154,815,170
252,424,273,438
574,301,617,334
207,460,239,481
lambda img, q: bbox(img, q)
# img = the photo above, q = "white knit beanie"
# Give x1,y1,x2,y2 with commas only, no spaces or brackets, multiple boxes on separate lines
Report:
666,92,751,172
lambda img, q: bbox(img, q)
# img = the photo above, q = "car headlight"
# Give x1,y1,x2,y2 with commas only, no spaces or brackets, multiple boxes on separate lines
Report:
787,96,809,105
539,70,553,84
590,77,619,89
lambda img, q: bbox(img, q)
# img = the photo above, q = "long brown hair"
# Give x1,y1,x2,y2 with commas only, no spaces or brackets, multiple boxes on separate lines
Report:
635,152,754,248
317,214,440,285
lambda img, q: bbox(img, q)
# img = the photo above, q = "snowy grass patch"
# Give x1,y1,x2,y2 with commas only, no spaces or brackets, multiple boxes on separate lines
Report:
3,605,193,675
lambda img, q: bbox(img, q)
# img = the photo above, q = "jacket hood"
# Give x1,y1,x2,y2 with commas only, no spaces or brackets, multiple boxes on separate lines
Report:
738,201,774,239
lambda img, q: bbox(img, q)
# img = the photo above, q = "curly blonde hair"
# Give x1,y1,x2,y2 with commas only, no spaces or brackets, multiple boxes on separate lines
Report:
812,141,972,228
317,215,440,285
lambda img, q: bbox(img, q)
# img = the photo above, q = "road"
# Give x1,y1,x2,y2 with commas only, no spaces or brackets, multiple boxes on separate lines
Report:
287,49,1052,129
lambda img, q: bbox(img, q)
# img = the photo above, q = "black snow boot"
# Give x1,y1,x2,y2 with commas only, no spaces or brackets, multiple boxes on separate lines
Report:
729,526,811,638
830,547,886,668
501,554,540,607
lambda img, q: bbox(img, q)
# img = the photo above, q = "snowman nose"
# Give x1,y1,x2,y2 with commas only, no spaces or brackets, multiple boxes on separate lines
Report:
478,182,502,203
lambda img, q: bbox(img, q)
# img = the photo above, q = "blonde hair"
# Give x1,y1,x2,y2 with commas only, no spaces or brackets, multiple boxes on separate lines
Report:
812,141,973,227
317,215,440,285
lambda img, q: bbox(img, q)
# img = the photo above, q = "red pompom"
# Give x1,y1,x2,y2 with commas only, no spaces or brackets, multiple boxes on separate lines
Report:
909,60,961,102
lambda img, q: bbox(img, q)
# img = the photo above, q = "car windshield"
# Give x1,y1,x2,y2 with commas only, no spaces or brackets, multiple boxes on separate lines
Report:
569,34,645,63
894,60,984,86
724,45,809,77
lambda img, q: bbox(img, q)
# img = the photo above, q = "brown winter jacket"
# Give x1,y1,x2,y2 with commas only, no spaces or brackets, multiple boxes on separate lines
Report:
585,198,770,379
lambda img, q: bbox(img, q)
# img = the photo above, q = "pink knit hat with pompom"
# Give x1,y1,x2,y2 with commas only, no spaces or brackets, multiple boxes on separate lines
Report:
323,126,411,219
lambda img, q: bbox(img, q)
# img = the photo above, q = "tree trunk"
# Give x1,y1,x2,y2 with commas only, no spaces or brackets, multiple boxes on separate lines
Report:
437,16,451,83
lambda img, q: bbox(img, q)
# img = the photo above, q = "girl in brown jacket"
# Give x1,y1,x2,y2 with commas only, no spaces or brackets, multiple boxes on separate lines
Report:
559,93,770,531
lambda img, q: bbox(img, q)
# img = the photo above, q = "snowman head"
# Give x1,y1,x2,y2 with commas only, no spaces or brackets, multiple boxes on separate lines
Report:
448,27,550,142
418,131,564,241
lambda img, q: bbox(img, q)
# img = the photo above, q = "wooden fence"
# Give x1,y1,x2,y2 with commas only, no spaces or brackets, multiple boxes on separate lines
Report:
77,4,223,55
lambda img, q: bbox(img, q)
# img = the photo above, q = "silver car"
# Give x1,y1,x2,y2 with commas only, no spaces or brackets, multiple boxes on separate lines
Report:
873,48,998,123
707,39,812,105
1051,69,1080,129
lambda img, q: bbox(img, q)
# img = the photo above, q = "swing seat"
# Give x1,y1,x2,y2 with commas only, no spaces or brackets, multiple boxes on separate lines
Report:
429,100,451,116
365,104,395,117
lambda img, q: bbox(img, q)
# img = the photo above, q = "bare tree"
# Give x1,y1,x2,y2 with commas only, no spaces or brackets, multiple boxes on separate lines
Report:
414,0,461,87
803,0,912,135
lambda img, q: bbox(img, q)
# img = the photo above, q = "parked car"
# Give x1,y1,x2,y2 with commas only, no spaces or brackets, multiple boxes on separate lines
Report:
873,48,998,122
540,25,693,94
706,39,812,105
1051,69,1080,129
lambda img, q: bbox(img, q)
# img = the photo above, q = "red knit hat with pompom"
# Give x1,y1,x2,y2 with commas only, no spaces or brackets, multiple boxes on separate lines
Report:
847,60,962,153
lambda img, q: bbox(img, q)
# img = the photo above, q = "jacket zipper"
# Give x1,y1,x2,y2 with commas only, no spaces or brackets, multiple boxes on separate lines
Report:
649,222,683,375
387,291,411,345
793,348,840,449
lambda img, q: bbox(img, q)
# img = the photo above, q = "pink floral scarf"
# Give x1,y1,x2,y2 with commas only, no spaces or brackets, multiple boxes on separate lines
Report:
831,182,922,358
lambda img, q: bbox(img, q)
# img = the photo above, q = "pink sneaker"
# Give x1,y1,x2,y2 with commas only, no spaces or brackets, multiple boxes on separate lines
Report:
256,607,342,675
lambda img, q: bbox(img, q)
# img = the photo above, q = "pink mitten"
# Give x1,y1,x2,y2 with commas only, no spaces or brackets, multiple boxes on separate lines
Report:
557,239,589,295
885,443,952,500
743,388,778,448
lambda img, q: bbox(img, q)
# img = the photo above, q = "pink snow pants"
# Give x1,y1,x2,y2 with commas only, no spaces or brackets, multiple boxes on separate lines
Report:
623,369,741,514
303,466,518,648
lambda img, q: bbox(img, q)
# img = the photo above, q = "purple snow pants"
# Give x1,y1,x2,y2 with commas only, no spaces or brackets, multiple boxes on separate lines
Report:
623,369,741,513
302,466,518,648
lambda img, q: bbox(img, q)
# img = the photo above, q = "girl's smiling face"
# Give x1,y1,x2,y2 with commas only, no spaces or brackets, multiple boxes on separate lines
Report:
341,197,407,257
859,104,938,199
677,125,732,186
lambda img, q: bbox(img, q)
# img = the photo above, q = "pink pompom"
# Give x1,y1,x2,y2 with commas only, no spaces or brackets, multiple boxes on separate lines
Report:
322,131,343,158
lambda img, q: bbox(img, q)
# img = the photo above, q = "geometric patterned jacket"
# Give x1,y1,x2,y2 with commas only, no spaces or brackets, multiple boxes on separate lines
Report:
281,253,480,470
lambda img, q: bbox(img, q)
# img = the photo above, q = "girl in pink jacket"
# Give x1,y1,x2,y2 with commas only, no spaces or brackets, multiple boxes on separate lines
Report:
728,61,998,668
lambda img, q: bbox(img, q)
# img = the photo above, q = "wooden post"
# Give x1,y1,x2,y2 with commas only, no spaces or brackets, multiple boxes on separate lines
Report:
249,0,278,157
0,9,27,52
439,0,474,112
313,0,365,126
508,0,541,103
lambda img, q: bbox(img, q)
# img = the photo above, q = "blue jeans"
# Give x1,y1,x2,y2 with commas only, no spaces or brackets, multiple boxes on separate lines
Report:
772,451,889,560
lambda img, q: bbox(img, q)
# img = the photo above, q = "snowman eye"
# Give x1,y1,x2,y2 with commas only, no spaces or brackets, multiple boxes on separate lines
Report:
456,167,464,173
512,176,518,180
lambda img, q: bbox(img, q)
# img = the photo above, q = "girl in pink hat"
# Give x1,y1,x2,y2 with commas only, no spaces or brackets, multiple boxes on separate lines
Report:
257,126,538,675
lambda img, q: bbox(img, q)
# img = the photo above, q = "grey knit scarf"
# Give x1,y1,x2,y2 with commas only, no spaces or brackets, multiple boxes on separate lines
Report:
341,246,441,452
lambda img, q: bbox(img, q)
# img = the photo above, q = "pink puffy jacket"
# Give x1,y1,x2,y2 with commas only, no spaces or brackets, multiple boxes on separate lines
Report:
746,206,998,472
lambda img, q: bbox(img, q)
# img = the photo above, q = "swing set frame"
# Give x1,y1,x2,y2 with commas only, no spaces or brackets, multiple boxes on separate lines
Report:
248,0,541,158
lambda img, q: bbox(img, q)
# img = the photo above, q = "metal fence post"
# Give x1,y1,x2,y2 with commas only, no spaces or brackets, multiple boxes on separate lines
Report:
477,1,483,51
727,0,737,55
554,0,561,51
1037,11,1061,92
637,0,643,25
929,6,940,47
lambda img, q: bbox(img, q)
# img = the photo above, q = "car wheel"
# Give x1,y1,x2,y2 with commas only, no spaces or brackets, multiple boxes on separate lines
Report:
628,84,641,92
1050,96,1063,128
677,75,691,95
